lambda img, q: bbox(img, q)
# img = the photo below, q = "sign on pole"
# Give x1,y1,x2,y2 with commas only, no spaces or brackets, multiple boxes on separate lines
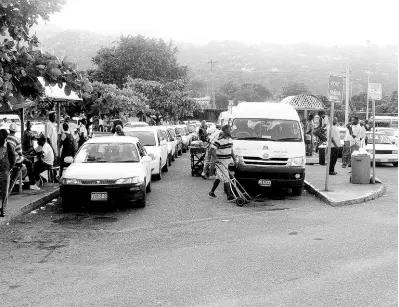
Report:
368,83,382,100
328,75,344,102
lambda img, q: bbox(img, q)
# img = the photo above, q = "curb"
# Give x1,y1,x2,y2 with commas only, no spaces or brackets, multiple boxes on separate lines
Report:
0,188,60,226
304,178,386,207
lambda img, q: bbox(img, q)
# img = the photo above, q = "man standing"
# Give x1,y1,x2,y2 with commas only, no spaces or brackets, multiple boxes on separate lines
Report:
359,120,367,147
44,111,58,156
209,125,236,201
349,117,362,167
22,121,34,153
198,120,208,142
342,117,352,168
7,124,40,190
328,118,340,175
201,125,222,179
0,129,16,217
59,123,76,177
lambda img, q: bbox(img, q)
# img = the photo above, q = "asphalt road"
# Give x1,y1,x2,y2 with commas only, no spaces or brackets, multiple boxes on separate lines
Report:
0,153,397,307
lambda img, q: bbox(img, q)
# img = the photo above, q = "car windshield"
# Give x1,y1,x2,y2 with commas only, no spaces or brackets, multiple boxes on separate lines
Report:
366,134,392,144
75,143,140,163
125,131,156,146
231,118,302,141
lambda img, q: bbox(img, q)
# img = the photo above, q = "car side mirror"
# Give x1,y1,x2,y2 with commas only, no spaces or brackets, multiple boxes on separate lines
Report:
64,156,74,164
142,156,151,163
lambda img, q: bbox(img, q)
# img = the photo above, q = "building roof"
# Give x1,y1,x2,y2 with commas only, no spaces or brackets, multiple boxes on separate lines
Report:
280,94,325,110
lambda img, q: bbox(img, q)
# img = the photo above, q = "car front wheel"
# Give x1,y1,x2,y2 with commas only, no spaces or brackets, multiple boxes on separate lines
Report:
136,185,146,208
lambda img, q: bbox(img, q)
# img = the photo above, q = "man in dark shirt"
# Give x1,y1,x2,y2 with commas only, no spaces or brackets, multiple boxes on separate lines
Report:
198,121,208,142
60,123,76,177
22,121,34,153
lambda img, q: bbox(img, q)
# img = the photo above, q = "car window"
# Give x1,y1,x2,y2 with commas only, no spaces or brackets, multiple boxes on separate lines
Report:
168,129,176,137
136,142,145,157
75,143,140,163
125,131,156,146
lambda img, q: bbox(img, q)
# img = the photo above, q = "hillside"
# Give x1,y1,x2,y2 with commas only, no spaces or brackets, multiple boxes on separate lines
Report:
32,26,398,97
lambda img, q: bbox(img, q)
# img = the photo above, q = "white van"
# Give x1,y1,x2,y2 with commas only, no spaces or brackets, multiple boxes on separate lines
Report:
229,102,306,196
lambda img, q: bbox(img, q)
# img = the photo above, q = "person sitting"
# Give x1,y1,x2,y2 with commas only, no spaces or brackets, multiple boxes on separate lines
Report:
33,135,55,184
7,123,40,190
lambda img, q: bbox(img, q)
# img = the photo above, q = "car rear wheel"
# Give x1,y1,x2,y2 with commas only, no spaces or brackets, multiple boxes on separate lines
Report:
146,179,152,193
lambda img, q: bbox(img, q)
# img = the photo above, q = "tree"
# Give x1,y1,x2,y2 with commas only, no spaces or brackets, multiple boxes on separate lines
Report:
219,81,240,99
281,82,311,98
92,35,187,87
0,0,92,111
187,77,207,97
215,91,229,109
233,83,272,102
126,78,200,121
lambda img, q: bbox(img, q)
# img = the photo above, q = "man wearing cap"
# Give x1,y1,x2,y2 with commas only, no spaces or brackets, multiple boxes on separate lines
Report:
45,111,58,156
7,124,40,190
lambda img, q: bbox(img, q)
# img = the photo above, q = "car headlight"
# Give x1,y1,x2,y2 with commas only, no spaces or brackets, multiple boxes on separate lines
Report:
115,177,143,184
290,157,306,167
147,153,156,161
393,150,398,154
61,178,81,185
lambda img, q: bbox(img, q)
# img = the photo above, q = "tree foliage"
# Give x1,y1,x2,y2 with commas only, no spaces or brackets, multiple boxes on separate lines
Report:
91,35,188,87
215,91,229,109
126,78,200,120
281,82,311,98
218,81,272,103
0,0,92,112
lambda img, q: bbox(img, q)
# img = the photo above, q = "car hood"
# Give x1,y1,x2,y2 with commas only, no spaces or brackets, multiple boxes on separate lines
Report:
233,140,305,158
63,163,143,180
365,143,397,150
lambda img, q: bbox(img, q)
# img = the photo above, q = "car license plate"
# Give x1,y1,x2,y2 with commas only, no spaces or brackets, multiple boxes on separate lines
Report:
91,192,107,201
258,179,271,187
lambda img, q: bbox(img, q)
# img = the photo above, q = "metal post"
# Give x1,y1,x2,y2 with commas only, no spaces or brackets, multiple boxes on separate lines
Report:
20,107,24,141
366,41,371,120
325,99,335,191
57,100,61,158
345,60,350,125
371,99,376,183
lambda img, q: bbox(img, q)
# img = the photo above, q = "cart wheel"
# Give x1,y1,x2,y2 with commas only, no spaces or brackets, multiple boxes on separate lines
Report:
191,171,195,176
236,197,245,207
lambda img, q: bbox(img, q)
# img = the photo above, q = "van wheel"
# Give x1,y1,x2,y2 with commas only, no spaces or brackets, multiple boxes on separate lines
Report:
136,186,146,208
292,187,303,196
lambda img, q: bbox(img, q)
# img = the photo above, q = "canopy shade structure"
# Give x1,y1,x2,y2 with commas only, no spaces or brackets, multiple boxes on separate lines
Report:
38,77,82,101
280,95,325,111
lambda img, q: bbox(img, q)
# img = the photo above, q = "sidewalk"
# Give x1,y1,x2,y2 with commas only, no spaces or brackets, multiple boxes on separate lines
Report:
306,153,319,165
304,164,385,207
0,183,60,226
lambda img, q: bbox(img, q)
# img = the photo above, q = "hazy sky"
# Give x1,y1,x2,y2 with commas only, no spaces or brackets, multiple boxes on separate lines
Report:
44,0,398,45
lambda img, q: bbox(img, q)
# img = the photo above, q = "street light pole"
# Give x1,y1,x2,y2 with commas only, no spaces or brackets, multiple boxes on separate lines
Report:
207,60,218,109
366,41,371,120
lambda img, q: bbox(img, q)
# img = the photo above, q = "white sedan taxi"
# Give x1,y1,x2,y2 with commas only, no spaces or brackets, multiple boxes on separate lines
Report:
60,136,152,209
365,132,398,167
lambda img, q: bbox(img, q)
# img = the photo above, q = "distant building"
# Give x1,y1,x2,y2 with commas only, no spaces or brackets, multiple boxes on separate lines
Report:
194,96,211,109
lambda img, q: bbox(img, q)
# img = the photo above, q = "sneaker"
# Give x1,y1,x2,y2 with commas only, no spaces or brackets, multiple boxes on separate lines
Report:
201,173,208,180
29,185,40,191
227,196,235,202
209,192,217,199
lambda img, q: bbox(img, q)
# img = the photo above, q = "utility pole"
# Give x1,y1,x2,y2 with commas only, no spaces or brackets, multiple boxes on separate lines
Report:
345,55,350,125
366,40,371,120
207,60,218,109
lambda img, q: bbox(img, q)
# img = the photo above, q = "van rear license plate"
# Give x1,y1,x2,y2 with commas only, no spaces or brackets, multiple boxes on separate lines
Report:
258,179,271,187
91,192,107,201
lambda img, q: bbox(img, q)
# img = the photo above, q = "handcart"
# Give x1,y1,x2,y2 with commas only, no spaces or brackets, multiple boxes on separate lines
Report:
214,162,252,207
189,141,207,177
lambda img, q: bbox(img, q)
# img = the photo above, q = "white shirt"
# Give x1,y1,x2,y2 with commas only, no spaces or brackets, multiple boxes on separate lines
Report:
35,143,54,165
359,126,366,140
321,116,329,128
327,125,340,147
350,124,362,147
45,121,58,156
99,118,104,125
344,128,351,142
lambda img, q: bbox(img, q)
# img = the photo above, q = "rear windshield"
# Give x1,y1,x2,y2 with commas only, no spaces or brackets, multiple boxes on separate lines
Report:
75,143,139,163
126,131,156,146
231,118,302,142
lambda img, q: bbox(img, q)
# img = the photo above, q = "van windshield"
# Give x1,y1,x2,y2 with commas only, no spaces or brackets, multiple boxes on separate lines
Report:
231,118,302,142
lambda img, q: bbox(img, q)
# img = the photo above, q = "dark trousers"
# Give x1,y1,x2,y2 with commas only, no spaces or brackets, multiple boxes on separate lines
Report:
22,159,35,185
34,160,52,182
329,147,339,173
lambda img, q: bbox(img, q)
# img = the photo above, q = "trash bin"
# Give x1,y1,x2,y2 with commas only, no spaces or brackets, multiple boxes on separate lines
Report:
319,145,326,165
351,153,371,184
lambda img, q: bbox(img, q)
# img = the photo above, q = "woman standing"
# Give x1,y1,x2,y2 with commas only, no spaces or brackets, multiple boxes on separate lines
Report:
305,114,315,156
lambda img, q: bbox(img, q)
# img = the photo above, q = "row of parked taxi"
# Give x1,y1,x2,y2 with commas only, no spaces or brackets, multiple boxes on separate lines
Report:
59,122,199,210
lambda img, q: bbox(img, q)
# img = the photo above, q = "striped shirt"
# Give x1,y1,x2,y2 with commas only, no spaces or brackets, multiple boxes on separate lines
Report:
211,136,233,160
7,134,23,163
